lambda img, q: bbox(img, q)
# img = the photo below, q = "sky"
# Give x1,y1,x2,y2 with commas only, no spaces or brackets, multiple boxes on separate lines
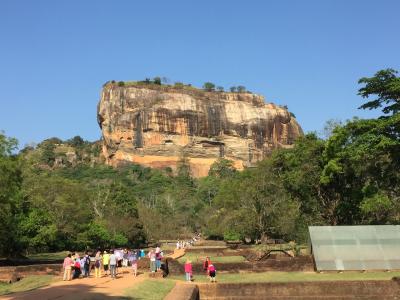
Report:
1,0,399,148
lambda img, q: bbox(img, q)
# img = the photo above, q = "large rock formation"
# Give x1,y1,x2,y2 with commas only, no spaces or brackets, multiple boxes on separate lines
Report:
97,83,303,177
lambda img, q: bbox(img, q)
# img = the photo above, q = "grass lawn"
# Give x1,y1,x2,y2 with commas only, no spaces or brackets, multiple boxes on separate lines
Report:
0,275,55,295
169,271,400,283
124,278,176,300
178,253,246,264
28,251,69,260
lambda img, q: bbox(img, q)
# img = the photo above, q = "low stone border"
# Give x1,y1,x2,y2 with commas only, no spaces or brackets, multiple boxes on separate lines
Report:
164,282,199,300
0,264,62,283
167,256,314,275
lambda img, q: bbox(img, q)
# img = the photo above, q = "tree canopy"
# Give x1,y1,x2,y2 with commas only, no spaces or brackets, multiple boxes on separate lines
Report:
1,68,399,255
358,68,400,115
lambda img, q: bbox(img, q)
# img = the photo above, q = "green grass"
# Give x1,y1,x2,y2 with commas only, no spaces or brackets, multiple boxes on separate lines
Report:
178,253,246,264
0,275,55,295
28,251,69,260
124,278,176,300
169,271,400,283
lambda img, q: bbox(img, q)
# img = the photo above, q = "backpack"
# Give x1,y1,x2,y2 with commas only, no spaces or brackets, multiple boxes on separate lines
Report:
85,256,91,266
95,259,100,268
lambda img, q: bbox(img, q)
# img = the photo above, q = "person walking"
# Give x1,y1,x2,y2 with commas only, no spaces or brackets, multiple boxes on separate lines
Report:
80,256,86,277
122,249,128,268
184,259,192,282
148,249,156,272
109,250,117,279
103,251,110,276
129,251,138,277
94,251,102,278
203,257,211,274
140,249,145,259
63,253,73,281
155,247,163,271
83,252,91,277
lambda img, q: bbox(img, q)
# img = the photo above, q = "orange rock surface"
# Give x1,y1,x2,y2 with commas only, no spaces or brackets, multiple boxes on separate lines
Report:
97,83,303,177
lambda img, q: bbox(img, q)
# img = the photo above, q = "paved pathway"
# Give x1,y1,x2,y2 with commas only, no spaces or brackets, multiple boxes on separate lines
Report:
0,268,144,300
0,249,187,300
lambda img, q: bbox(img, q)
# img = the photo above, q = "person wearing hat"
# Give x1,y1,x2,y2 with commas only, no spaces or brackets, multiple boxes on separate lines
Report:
103,250,110,276
184,259,193,282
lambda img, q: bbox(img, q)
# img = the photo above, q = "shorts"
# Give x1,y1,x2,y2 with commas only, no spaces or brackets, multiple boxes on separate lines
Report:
209,271,216,277
104,264,109,271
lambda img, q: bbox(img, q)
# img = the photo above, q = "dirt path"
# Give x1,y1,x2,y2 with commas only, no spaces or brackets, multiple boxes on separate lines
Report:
0,268,145,300
166,248,185,260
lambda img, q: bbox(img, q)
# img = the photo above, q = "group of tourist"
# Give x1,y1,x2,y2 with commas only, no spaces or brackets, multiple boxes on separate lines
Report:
62,248,147,281
176,232,201,249
62,233,205,283
62,252,91,281
184,256,216,282
148,246,164,272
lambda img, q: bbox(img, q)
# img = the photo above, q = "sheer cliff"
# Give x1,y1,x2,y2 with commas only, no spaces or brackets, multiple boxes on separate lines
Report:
97,83,303,177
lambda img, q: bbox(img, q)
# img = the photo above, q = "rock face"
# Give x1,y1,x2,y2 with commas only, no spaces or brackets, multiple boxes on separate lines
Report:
97,83,303,177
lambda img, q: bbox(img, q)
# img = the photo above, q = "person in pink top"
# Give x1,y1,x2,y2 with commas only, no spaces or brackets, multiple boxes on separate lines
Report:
63,253,73,281
207,263,216,282
184,259,192,281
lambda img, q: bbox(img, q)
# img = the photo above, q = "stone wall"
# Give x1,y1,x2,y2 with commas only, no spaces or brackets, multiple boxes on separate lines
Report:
164,283,199,300
198,280,400,300
167,256,314,275
0,264,62,283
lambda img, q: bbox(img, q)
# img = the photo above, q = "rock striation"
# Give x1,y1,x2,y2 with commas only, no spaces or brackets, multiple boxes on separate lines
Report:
97,83,303,177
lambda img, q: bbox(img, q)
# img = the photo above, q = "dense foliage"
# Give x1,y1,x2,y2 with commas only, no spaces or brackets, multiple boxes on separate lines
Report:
0,69,399,256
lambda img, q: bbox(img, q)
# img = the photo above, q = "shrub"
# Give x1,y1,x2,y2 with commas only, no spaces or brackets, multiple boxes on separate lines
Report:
237,85,246,93
118,81,125,86
174,82,184,88
224,230,241,241
203,82,215,91
153,77,162,85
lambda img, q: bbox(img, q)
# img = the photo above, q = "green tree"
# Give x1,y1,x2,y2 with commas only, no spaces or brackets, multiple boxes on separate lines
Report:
67,135,85,148
0,132,23,256
321,116,400,225
39,140,56,167
203,82,215,91
153,77,162,85
211,164,300,241
237,85,246,93
208,159,236,178
358,68,400,115
174,82,184,88
272,133,328,225
21,174,92,251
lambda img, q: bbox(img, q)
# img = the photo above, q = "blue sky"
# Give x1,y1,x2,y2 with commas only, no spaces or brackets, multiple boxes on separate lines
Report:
1,0,399,147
